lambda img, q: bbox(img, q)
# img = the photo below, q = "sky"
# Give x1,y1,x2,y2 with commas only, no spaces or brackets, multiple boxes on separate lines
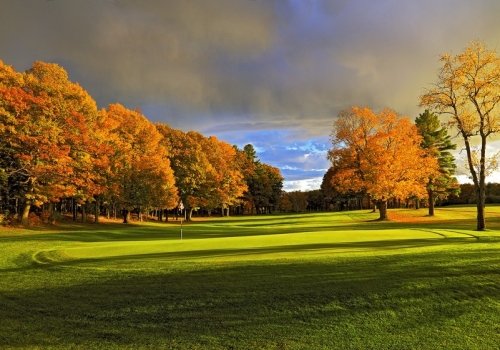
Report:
2,0,500,191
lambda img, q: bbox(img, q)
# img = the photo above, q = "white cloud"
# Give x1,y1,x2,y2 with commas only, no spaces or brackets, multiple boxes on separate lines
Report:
284,177,324,192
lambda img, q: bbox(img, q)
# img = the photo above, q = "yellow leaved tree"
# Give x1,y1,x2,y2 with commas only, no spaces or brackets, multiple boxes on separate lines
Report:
420,40,500,230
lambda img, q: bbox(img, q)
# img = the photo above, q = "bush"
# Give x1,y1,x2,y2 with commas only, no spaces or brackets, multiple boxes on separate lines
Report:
0,212,7,226
28,212,42,226
50,211,63,223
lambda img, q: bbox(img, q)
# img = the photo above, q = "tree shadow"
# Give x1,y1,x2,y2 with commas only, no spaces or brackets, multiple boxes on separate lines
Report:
2,246,500,348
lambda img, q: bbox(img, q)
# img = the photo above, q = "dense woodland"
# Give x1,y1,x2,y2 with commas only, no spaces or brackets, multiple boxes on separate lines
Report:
0,61,284,225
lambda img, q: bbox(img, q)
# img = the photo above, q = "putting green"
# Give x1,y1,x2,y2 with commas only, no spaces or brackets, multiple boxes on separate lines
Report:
32,228,478,265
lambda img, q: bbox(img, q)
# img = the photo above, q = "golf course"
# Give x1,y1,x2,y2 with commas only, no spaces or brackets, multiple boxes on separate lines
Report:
2,206,500,349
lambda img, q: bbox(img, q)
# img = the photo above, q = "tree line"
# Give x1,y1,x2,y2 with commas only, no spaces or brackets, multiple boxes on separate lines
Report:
0,61,284,225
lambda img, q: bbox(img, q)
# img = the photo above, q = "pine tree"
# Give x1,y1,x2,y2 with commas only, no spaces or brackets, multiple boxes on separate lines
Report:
415,109,459,216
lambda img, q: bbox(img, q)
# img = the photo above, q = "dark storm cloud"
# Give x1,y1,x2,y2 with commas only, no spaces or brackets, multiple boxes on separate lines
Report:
2,0,500,189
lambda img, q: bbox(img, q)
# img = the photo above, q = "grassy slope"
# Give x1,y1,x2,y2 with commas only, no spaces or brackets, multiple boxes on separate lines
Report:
1,207,500,349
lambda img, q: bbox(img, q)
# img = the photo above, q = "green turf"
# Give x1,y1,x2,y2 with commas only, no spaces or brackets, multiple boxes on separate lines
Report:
1,207,500,349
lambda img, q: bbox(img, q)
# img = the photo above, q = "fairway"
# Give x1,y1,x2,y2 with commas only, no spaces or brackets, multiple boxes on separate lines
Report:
2,207,500,349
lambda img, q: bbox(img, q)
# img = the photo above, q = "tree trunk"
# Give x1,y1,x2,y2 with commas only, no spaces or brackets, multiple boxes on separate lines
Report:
82,203,87,223
94,196,100,223
376,199,388,220
187,208,193,221
428,188,435,216
476,184,486,231
48,202,54,224
123,209,130,224
21,199,31,226
73,199,77,221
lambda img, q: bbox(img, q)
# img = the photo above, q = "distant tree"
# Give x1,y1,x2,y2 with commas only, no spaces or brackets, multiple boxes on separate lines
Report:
237,144,283,214
233,145,257,213
328,106,438,220
250,163,284,214
279,192,293,212
415,109,460,215
243,144,259,164
320,167,340,210
420,40,500,230
286,191,308,212
486,183,500,203
306,189,325,211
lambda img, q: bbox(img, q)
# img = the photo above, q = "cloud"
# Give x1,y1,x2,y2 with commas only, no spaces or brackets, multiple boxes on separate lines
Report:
3,0,500,189
4,0,500,129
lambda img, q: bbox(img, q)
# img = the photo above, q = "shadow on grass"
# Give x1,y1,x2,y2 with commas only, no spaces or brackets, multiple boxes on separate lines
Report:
2,245,500,349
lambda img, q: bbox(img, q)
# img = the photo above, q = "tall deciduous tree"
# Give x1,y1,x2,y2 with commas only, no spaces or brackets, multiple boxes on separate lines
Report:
106,104,177,223
156,125,213,221
0,61,81,225
202,136,247,216
25,61,107,223
420,40,500,230
328,106,438,220
415,110,459,216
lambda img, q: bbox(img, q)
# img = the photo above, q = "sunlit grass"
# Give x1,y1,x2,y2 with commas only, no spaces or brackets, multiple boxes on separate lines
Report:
1,206,500,349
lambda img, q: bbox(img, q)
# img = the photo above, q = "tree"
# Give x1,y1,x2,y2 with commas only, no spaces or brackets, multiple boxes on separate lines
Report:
235,144,258,213
328,106,438,220
285,191,308,212
251,163,284,214
320,167,341,211
105,104,177,223
0,61,80,225
415,110,460,216
202,136,247,216
420,40,500,230
156,125,213,221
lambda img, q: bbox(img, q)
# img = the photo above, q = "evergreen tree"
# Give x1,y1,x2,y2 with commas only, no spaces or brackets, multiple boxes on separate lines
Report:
415,110,460,216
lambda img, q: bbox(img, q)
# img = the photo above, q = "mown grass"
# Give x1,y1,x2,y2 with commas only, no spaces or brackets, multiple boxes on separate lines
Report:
1,207,500,349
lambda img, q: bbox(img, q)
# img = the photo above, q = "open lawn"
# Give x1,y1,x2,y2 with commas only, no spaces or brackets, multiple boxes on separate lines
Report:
2,206,500,349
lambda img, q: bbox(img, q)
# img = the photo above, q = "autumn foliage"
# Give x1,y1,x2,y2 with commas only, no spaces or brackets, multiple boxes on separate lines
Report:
0,60,283,224
420,40,500,230
327,107,439,220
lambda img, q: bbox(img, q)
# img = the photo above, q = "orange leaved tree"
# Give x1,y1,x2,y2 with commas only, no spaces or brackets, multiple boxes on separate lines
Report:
0,61,80,225
105,104,178,223
327,106,438,220
200,136,247,216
